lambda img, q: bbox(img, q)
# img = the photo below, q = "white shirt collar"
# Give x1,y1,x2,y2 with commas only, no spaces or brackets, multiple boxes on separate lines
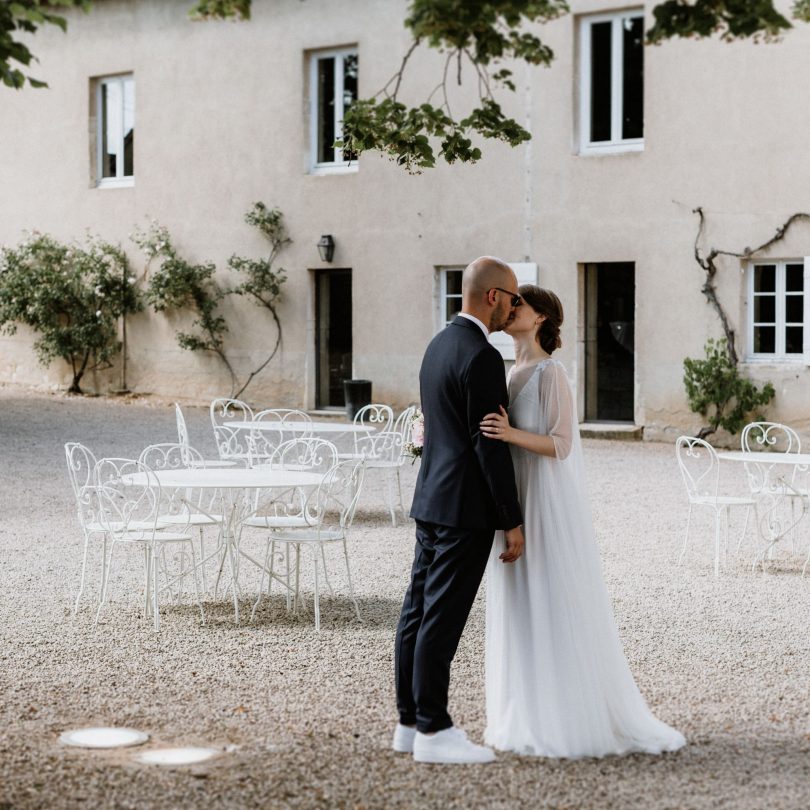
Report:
457,312,489,337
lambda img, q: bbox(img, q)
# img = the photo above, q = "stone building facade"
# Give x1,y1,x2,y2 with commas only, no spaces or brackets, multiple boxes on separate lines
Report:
2,0,809,439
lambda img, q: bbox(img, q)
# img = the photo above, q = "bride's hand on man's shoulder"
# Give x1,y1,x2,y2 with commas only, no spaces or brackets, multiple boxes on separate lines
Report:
480,405,512,442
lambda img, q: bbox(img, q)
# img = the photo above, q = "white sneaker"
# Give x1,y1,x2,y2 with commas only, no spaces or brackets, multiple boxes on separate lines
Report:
392,723,417,753
412,726,495,764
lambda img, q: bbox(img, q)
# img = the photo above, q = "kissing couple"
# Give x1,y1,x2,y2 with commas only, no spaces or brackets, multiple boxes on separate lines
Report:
393,256,686,764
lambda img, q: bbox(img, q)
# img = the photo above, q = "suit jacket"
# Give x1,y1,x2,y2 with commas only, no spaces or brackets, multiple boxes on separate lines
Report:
410,316,523,530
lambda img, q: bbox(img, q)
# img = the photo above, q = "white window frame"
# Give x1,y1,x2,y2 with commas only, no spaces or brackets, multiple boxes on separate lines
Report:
436,263,538,360
95,74,134,188
746,258,810,363
309,47,358,174
578,10,644,155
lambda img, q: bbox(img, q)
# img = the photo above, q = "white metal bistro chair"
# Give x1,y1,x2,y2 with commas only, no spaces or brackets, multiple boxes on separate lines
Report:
65,442,102,614
249,409,313,464
245,439,338,617
138,443,224,593
175,403,235,468
675,436,756,576
210,398,254,464
741,421,805,552
251,457,365,630
338,404,394,460
94,458,204,631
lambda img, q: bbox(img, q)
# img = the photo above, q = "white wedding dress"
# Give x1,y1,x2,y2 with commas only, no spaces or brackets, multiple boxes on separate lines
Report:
485,359,685,758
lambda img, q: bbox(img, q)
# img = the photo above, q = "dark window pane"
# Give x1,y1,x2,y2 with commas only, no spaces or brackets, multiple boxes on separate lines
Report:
786,326,803,354
622,16,643,139
341,53,358,161
754,265,776,292
754,295,776,323
786,295,803,323
754,326,775,354
446,271,463,296
786,263,804,291
590,21,612,142
101,82,119,178
123,78,134,177
446,298,462,323
317,57,335,164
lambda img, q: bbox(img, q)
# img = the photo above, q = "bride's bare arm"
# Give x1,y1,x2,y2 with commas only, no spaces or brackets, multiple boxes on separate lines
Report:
480,363,574,459
480,406,558,457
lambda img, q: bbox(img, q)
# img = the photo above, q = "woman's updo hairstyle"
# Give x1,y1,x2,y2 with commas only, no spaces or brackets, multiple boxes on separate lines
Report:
518,285,563,355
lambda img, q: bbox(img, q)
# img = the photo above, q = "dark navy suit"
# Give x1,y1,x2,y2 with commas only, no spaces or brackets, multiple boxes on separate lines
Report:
396,315,523,733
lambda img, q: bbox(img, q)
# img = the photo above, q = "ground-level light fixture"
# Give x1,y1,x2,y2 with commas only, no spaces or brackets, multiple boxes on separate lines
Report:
134,746,221,766
59,727,149,749
317,234,335,263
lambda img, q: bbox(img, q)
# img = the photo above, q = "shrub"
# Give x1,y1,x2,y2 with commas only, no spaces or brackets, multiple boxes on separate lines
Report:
683,338,775,438
0,233,141,393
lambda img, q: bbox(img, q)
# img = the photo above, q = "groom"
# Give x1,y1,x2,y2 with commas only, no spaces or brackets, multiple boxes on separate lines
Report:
393,256,525,765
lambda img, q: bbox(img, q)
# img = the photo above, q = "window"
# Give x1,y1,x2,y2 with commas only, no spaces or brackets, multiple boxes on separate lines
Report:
94,74,134,186
748,260,810,360
310,49,358,171
437,263,538,360
579,11,643,154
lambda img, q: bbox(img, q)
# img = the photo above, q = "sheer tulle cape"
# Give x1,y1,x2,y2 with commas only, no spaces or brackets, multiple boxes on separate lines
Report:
485,359,685,758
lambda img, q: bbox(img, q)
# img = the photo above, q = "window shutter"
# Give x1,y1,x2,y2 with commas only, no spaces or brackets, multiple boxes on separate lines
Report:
489,263,538,360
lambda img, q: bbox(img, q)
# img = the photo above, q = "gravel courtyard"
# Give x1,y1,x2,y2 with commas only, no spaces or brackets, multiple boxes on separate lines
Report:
1,388,809,810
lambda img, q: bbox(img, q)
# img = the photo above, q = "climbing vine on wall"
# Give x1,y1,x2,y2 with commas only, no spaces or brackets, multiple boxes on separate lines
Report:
132,203,289,398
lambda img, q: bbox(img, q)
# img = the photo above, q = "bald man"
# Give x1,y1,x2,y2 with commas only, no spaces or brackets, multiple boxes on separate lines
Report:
393,256,525,765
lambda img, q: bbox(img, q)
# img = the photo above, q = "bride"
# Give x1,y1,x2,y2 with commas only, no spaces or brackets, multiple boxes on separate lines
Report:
479,285,685,758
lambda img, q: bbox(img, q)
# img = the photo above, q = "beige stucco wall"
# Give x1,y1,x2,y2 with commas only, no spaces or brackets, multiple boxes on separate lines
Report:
1,0,809,440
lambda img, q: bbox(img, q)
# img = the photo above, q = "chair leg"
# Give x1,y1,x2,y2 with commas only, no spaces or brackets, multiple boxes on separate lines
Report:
188,542,205,625
678,504,693,566
385,470,397,528
143,545,151,618
73,532,91,616
713,511,721,577
285,544,292,612
95,537,113,625
251,539,272,622
312,546,321,632
342,538,361,622
199,528,208,594
320,545,335,597
736,505,751,554
395,467,406,520
152,545,160,632
723,506,730,567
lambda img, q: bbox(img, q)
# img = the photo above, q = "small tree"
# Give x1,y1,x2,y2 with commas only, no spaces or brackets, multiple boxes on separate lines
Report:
0,232,141,393
683,339,775,439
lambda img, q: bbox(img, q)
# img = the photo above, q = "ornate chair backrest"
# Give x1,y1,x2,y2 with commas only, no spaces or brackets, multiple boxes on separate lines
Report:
354,431,403,464
210,398,254,462
94,458,161,536
139,443,204,471
675,436,719,504
394,406,417,442
65,442,98,499
325,458,366,530
351,404,393,454
269,438,338,474
741,422,801,455
251,409,313,460
174,404,195,466
65,443,100,531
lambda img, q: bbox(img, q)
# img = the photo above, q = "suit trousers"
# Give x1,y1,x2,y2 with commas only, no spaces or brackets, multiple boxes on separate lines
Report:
395,520,494,733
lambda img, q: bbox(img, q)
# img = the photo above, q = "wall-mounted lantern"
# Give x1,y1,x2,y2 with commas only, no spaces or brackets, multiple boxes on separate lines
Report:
317,234,335,263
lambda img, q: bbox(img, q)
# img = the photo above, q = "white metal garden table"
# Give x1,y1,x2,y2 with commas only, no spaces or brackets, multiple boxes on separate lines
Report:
718,451,810,568
224,420,376,435
121,467,326,622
